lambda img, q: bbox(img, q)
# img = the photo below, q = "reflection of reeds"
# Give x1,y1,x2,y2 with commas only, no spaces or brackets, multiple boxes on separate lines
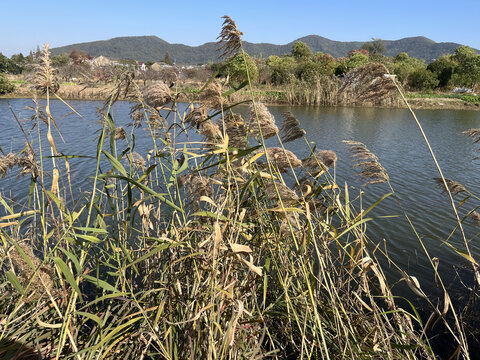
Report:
344,140,389,185
247,102,278,139
463,128,480,159
216,15,243,58
258,147,302,173
280,111,305,143
434,178,466,196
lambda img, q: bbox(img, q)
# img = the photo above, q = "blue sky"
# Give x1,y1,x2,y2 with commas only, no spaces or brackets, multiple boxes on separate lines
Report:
1,0,479,57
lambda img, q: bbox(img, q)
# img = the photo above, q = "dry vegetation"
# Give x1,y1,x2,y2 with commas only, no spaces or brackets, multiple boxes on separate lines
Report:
1,18,480,360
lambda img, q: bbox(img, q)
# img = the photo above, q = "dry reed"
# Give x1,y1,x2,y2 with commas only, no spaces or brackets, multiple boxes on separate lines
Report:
216,15,243,58
434,178,467,196
199,81,225,109
344,140,389,185
302,150,337,176
142,81,172,108
247,102,278,139
217,112,248,149
32,43,59,94
257,147,302,172
280,111,306,143
9,242,55,300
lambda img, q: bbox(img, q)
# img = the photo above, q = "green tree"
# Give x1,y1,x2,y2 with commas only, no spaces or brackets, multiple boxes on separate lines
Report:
52,53,72,67
394,52,409,63
10,53,26,66
296,61,323,83
163,52,173,65
335,52,369,75
407,68,439,91
224,53,258,86
427,55,456,88
292,41,313,61
361,38,386,56
267,55,296,85
393,56,425,85
0,73,15,94
452,46,480,90
0,53,23,74
313,52,337,76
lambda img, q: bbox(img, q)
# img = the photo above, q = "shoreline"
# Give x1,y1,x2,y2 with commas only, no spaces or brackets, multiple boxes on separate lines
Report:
1,85,479,111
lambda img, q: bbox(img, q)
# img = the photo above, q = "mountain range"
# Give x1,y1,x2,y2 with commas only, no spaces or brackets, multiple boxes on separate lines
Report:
50,35,477,64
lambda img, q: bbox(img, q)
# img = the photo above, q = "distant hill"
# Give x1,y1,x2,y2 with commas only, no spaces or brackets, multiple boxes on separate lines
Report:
50,35,478,64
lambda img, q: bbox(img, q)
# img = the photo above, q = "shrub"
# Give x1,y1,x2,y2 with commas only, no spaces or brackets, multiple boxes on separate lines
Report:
0,73,15,94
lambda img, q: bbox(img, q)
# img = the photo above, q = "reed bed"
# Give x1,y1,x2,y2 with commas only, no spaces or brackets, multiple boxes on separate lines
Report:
0,19,478,360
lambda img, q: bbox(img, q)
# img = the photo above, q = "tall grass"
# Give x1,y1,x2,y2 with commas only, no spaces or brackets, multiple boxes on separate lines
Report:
0,19,477,359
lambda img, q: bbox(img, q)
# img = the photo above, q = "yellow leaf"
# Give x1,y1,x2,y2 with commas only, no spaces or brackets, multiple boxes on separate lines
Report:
241,256,262,276
230,243,252,254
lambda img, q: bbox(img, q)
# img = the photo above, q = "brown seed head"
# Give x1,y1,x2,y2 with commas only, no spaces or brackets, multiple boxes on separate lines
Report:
433,178,466,196
9,242,55,300
199,81,225,109
114,127,127,141
217,113,248,149
344,140,389,186
32,43,59,94
216,16,244,59
258,147,302,173
280,111,306,143
143,82,172,108
247,102,278,139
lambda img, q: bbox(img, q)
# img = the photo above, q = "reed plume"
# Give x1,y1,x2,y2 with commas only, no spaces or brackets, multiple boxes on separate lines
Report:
216,15,243,59
129,107,145,127
257,147,302,173
185,174,213,209
264,181,299,206
142,82,172,108
344,140,389,185
199,81,225,109
302,150,337,176
280,111,306,143
469,211,480,225
9,242,55,300
32,43,59,94
0,153,16,177
126,151,146,170
247,102,279,139
0,146,38,179
433,178,466,196
114,127,127,141
217,112,247,149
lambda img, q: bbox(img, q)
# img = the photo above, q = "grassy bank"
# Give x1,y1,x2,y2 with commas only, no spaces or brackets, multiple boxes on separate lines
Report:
1,20,479,359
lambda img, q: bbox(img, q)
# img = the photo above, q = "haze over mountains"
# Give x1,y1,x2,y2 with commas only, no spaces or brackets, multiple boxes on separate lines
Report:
50,35,478,64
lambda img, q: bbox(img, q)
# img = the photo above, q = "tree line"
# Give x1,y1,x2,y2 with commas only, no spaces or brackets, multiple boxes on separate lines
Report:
2,39,480,95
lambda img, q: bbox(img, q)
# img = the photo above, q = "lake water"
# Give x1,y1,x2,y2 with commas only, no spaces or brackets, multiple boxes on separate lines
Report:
1,98,480,300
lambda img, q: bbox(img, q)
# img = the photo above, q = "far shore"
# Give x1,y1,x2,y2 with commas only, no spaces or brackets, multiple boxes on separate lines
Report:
1,82,479,111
